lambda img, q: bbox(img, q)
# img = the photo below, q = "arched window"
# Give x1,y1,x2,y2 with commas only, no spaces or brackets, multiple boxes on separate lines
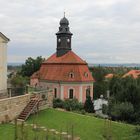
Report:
54,88,57,98
86,88,90,97
69,89,74,99
58,38,61,43
67,38,70,43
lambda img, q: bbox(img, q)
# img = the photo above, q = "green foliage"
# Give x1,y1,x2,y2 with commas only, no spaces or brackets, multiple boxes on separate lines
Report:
93,81,108,99
81,109,86,115
63,98,84,111
133,125,140,135
90,66,140,124
11,75,29,88
89,66,134,102
108,76,140,124
84,95,94,113
53,98,64,108
102,104,108,115
90,66,106,82
20,56,45,77
90,66,111,100
53,98,84,111
131,126,140,140
110,102,134,122
89,66,132,81
10,75,29,95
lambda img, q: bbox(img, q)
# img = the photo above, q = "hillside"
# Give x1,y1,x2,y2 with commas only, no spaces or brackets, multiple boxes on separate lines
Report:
0,109,137,140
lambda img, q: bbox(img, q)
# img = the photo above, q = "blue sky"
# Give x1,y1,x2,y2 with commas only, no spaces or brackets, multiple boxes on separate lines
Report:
0,0,140,64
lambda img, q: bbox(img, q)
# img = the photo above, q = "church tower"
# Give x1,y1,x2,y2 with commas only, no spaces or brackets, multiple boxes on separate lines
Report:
56,15,73,57
31,16,94,103
0,32,10,98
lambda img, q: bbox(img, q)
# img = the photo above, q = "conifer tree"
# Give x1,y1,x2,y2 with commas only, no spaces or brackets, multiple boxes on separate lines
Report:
84,95,94,113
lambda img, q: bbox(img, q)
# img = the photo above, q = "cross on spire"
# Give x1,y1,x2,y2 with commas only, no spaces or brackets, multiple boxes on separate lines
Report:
64,11,65,17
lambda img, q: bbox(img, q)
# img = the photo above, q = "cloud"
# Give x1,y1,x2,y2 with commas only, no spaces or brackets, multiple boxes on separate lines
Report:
0,0,140,63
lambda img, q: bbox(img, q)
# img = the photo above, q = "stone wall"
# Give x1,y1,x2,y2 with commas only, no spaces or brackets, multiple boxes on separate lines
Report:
39,91,53,110
0,90,8,99
0,94,30,123
0,90,54,123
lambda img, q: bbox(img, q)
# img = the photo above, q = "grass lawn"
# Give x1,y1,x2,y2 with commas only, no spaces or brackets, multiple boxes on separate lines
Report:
0,108,138,140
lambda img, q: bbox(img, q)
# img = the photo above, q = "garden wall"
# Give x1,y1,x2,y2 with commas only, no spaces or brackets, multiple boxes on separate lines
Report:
0,94,30,123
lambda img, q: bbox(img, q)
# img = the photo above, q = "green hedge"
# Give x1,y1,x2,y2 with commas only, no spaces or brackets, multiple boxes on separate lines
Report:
53,98,84,111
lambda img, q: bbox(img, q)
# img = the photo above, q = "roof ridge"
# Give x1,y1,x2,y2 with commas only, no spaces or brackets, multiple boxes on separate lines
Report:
0,32,10,41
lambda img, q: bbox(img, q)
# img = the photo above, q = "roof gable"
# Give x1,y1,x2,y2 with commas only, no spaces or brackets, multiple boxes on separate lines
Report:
0,32,10,42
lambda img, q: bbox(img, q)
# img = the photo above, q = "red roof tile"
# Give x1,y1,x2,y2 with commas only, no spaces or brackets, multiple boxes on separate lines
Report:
36,51,94,82
123,70,140,79
105,73,114,79
43,51,86,64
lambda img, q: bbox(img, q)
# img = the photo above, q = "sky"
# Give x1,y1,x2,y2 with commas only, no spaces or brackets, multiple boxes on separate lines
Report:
0,0,140,64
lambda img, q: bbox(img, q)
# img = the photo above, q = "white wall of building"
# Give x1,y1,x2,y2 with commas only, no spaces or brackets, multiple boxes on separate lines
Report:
0,36,8,93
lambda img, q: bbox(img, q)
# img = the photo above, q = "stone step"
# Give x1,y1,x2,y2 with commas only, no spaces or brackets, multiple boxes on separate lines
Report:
17,99,39,121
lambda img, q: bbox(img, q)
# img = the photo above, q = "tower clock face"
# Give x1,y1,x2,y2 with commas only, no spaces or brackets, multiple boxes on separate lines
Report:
67,38,70,43
58,38,61,42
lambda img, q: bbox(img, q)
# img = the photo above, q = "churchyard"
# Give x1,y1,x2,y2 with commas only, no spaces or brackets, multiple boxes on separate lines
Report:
0,108,136,140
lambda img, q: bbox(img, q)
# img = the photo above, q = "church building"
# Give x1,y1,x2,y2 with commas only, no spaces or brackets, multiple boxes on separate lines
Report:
0,32,10,98
31,16,94,103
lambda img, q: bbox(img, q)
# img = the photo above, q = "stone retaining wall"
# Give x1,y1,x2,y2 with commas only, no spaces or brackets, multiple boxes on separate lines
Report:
0,90,8,99
0,94,30,123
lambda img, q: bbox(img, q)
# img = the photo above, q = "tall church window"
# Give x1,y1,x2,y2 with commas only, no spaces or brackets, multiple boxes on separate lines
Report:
54,88,57,98
86,87,90,97
69,89,74,99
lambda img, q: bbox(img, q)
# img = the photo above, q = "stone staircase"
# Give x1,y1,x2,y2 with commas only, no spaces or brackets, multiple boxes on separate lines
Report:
18,96,40,121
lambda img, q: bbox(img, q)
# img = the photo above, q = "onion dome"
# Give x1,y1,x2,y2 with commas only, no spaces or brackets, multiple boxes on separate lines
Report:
60,16,69,25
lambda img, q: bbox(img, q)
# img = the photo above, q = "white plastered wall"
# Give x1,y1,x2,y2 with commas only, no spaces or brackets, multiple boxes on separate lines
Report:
0,37,7,93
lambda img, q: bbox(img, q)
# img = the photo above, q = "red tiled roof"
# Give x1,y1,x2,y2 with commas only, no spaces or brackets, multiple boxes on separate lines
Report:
43,51,86,64
123,70,140,79
105,73,114,79
36,51,94,82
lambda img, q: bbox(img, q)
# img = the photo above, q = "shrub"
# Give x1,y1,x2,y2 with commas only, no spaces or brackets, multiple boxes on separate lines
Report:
102,104,108,115
53,98,64,108
84,95,94,113
53,98,84,111
110,102,134,121
81,109,86,115
63,98,84,111
133,125,140,135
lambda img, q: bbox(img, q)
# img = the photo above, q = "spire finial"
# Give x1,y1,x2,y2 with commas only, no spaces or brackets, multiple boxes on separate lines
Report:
64,11,65,17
